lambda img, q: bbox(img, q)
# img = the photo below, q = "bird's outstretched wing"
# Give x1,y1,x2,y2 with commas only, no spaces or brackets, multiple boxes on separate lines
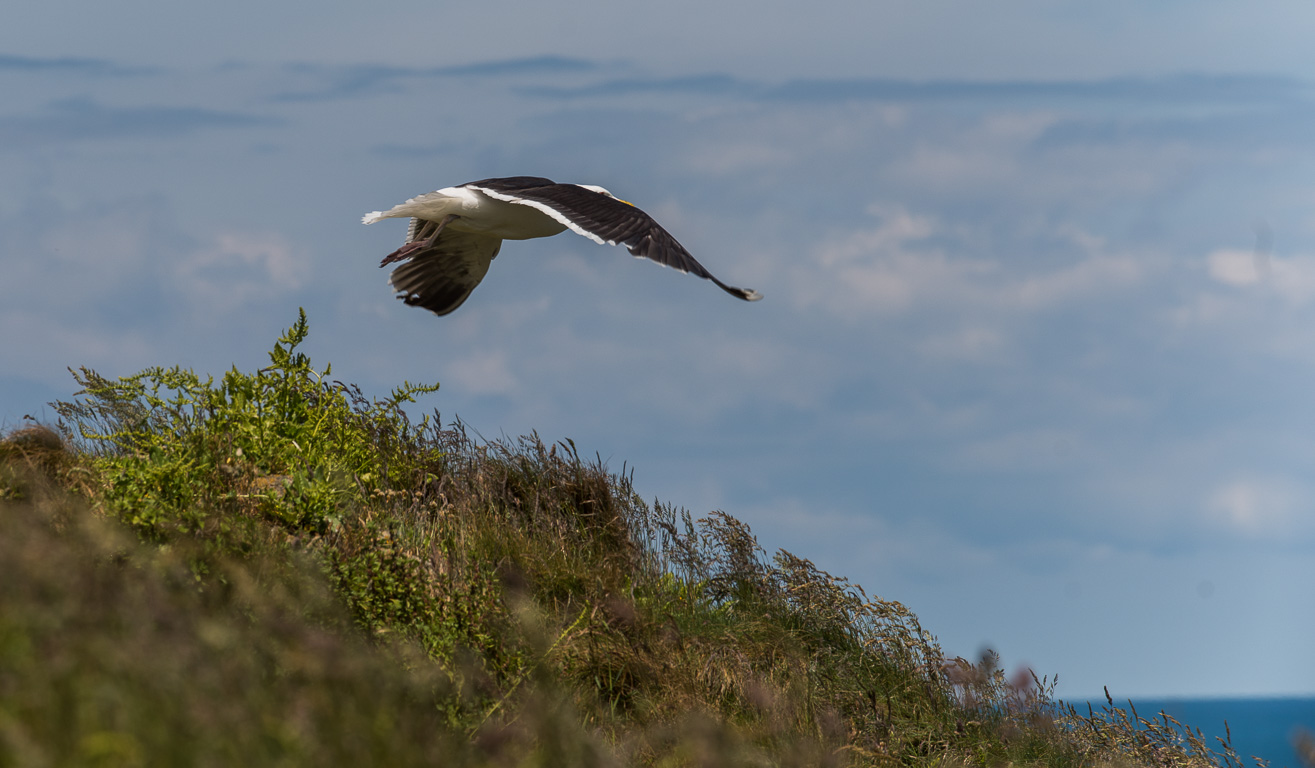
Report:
386,223,503,316
464,179,762,302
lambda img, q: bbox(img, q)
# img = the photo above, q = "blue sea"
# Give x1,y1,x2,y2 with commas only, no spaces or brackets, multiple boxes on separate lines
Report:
1070,697,1315,767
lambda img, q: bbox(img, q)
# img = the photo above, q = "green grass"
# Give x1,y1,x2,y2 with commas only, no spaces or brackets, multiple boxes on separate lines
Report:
0,310,1279,766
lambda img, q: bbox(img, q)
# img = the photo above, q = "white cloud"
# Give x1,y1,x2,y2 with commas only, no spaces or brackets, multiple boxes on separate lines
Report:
1206,247,1315,305
1207,248,1262,287
888,111,1060,194
1206,477,1308,538
1003,253,1141,311
793,206,1141,321
818,204,935,268
1270,256,1315,305
170,232,306,311
1176,249,1315,348
792,205,993,317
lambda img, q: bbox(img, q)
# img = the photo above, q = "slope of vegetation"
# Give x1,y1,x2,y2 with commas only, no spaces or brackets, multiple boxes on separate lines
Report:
0,311,1262,766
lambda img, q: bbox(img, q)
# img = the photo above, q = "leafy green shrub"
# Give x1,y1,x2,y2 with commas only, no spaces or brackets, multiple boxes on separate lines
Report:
52,308,440,541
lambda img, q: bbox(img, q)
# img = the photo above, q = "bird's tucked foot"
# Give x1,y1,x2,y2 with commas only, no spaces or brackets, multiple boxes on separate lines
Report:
380,241,426,266
379,214,459,267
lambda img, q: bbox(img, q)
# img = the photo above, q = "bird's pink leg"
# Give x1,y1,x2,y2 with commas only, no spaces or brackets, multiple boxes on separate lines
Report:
379,214,459,266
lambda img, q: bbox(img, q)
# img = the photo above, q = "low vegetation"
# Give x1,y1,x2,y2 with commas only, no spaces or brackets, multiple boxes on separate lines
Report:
0,310,1276,766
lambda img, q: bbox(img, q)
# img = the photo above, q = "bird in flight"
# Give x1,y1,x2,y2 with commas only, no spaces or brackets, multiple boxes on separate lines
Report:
363,176,762,316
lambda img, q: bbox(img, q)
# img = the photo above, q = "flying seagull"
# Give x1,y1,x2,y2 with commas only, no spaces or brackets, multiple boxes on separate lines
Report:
363,176,762,316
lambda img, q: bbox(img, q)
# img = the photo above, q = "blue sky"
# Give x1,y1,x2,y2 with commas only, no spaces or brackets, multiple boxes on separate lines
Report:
4,2,1315,700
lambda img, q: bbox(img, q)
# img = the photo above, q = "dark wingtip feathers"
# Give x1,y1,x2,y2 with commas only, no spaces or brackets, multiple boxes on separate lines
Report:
710,279,762,302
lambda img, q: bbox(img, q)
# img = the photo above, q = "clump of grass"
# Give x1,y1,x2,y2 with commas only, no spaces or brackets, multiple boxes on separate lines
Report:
1050,687,1262,768
0,453,464,766
0,310,1258,766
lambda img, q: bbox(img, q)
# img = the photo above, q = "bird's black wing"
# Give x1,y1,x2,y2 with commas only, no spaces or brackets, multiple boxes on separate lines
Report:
385,228,502,316
461,176,558,193
467,181,762,301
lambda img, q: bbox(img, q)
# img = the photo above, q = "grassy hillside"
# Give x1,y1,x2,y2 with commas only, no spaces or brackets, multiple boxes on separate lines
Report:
0,311,1261,766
